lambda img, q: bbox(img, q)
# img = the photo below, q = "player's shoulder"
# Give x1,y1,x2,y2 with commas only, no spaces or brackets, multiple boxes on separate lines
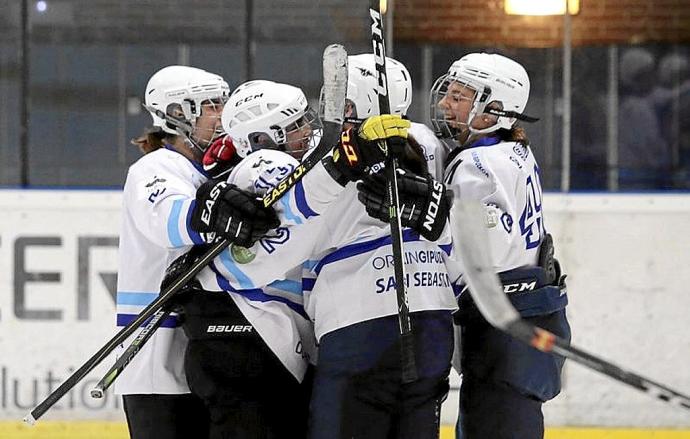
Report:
129,148,184,173
408,122,440,148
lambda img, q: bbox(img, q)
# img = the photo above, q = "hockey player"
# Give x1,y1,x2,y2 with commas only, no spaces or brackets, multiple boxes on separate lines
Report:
195,56,456,439
116,65,278,439
171,80,323,438
358,53,572,439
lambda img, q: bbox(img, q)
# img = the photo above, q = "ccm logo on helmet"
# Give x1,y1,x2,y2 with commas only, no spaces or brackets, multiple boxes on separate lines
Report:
422,180,444,232
235,93,264,107
503,281,537,294
207,325,253,333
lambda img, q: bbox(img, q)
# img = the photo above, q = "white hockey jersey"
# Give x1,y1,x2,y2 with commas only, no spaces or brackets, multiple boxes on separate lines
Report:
115,146,208,395
444,137,546,277
213,149,319,382
198,144,458,344
408,122,447,181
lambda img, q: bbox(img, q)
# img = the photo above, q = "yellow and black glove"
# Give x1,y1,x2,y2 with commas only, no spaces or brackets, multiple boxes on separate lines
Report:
329,114,411,183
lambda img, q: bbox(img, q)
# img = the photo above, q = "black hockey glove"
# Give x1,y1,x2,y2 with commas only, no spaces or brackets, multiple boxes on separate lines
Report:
160,247,205,292
328,114,410,183
357,169,453,242
191,179,280,247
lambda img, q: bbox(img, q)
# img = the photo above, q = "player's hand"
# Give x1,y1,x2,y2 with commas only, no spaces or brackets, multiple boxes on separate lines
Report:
191,179,281,247
329,114,411,182
202,134,242,179
356,168,452,241
359,114,410,145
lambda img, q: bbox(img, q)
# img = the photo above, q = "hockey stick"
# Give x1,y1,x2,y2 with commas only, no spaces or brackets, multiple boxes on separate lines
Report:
369,0,417,383
24,43,349,424
452,200,690,411
89,307,170,398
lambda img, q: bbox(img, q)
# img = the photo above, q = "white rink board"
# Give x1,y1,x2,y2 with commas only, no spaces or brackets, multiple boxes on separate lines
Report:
0,190,689,426
0,190,125,421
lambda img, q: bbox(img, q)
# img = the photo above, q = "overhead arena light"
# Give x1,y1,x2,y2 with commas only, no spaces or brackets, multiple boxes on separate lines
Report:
504,0,579,15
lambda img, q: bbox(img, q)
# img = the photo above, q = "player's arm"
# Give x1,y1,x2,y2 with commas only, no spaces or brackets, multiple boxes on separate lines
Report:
448,151,517,266
123,164,207,249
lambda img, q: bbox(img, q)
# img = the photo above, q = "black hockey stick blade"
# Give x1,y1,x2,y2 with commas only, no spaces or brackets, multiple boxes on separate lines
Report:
452,200,690,411
25,43,348,425
369,0,417,384
90,307,171,399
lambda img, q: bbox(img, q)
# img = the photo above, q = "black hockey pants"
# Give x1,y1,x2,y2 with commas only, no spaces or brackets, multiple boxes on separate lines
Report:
178,289,312,439
308,310,453,439
123,393,210,439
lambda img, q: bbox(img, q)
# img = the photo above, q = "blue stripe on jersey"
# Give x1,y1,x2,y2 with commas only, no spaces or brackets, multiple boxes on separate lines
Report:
186,200,205,245
313,228,421,275
116,292,158,306
218,249,256,289
303,260,319,271
167,199,184,247
439,243,452,256
295,180,318,219
280,195,303,225
302,277,316,292
267,279,303,296
211,266,309,320
117,313,179,328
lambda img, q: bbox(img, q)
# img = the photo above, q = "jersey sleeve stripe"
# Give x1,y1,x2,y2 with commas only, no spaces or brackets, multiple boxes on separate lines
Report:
167,199,185,247
266,279,303,296
280,195,303,225
117,313,179,328
302,277,316,292
218,249,256,289
185,200,205,245
211,268,309,320
116,291,158,306
294,180,319,219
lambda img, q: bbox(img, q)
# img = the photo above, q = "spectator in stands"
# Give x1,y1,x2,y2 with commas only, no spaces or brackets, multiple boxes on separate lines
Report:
618,48,672,189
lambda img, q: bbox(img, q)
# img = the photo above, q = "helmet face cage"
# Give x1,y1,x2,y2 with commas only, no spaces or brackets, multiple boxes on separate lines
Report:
280,106,322,159
430,73,491,141
247,107,322,159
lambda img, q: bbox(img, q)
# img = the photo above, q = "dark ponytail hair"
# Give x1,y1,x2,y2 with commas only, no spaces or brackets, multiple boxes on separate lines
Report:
131,127,175,154
496,126,529,147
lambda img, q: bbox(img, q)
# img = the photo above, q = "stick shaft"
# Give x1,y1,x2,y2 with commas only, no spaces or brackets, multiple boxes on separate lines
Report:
369,0,417,383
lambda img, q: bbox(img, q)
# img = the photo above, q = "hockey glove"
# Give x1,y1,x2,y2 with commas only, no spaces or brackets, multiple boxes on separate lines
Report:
202,134,242,179
191,179,280,247
329,114,411,182
357,169,453,241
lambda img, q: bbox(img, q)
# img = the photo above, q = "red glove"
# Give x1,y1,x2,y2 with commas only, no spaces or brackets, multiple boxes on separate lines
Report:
202,134,242,179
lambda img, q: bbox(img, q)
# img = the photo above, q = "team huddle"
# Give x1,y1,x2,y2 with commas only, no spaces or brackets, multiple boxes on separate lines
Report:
115,49,571,439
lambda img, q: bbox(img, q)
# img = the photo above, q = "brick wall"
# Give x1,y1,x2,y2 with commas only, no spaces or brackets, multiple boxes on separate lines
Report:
395,0,690,47
1,0,688,47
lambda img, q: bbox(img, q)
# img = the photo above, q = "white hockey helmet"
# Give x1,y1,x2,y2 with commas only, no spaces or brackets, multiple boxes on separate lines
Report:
222,80,322,160
343,54,412,121
430,53,535,141
144,65,230,148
